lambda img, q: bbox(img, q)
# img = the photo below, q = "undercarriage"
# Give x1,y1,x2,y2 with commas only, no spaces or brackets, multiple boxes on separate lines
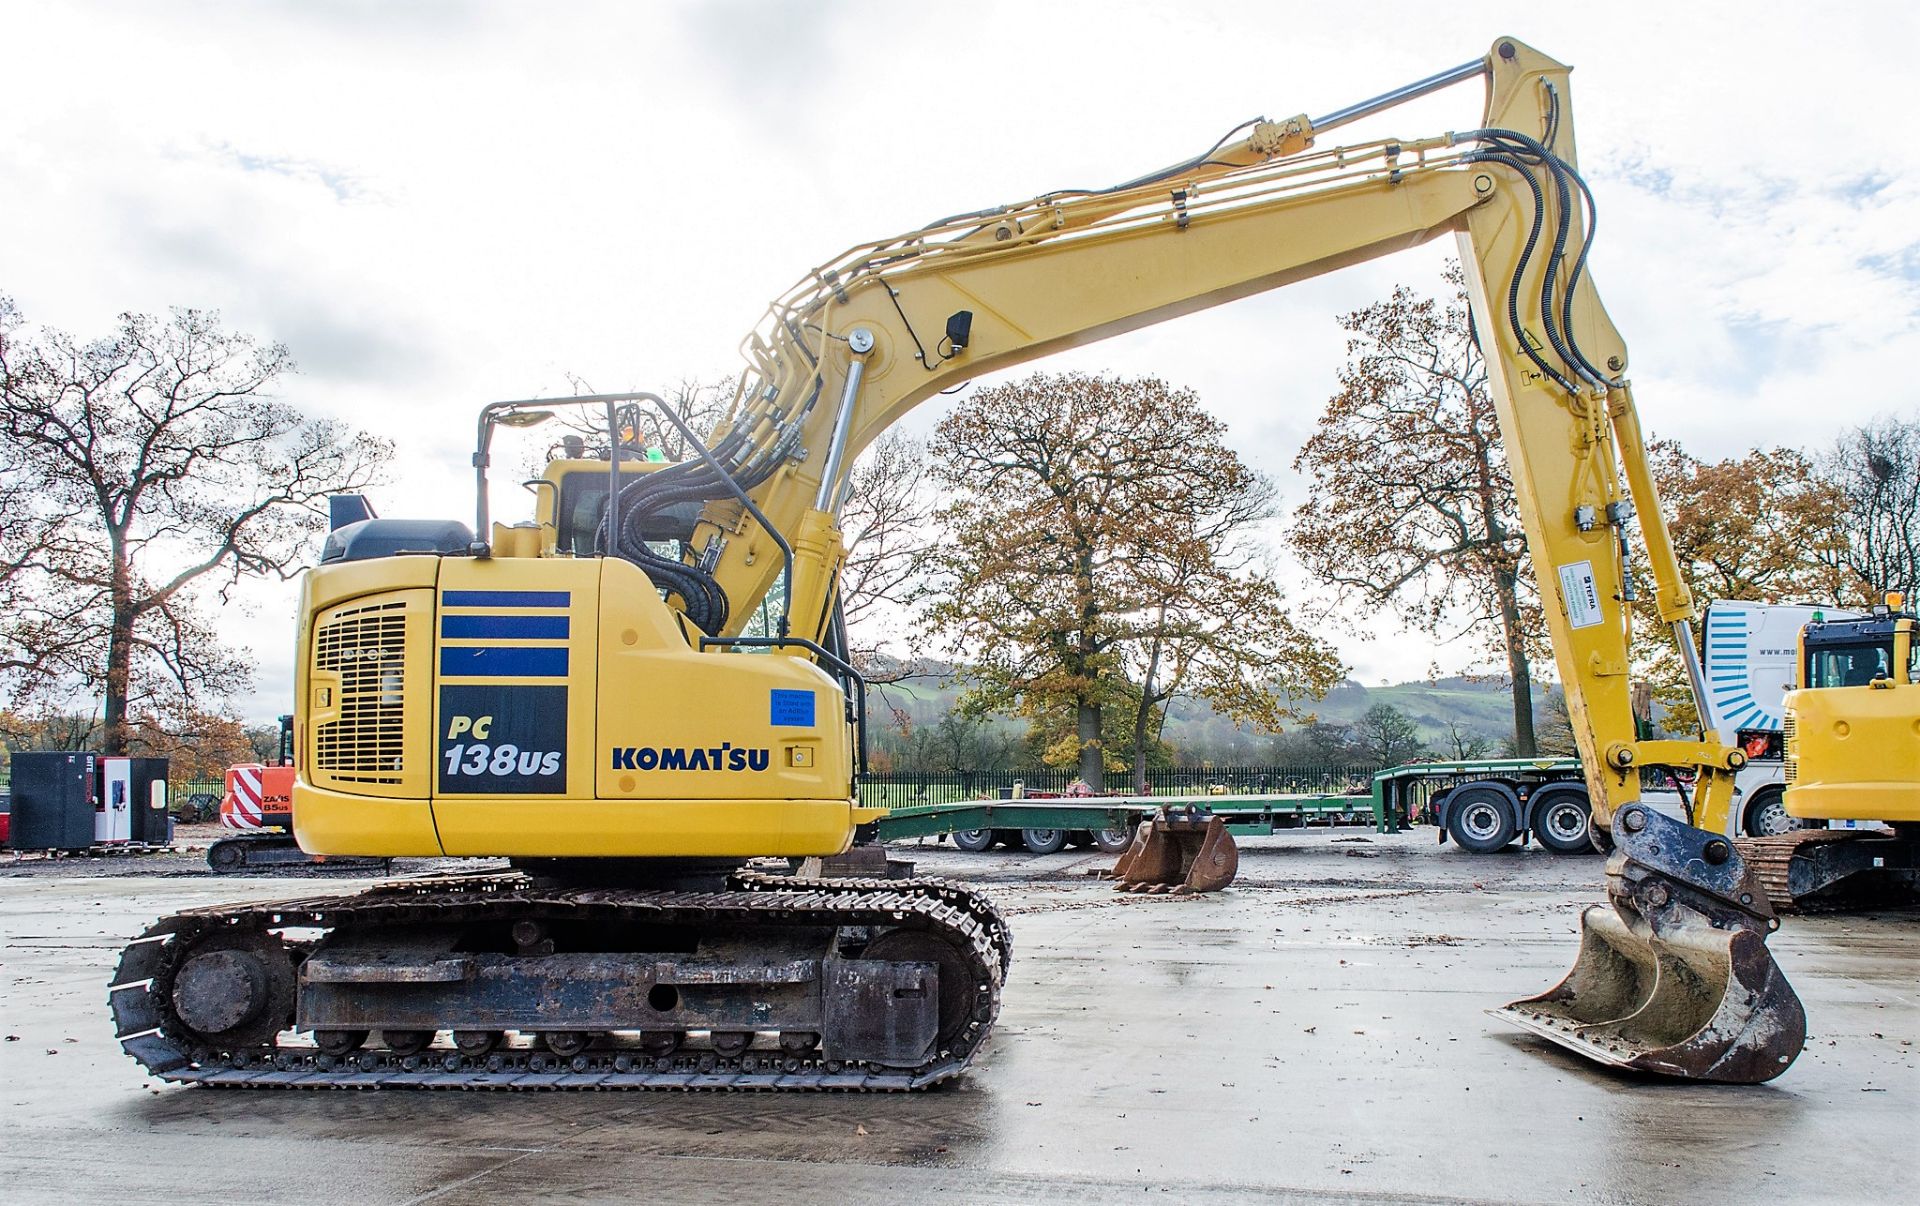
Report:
1735,826,1920,913
111,868,1008,1091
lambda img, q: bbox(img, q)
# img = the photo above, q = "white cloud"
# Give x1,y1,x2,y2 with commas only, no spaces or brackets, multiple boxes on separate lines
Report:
4,0,1916,716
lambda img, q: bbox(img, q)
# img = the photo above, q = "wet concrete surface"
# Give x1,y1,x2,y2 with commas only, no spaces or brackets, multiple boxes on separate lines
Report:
0,831,1912,1204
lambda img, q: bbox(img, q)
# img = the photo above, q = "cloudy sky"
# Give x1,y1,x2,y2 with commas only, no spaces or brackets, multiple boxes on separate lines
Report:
5,1,1918,722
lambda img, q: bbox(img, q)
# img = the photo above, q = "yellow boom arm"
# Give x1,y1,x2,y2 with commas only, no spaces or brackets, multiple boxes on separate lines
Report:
671,37,1737,833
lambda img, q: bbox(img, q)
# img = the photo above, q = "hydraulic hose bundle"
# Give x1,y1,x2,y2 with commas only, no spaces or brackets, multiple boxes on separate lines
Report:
1458,86,1613,397
597,397,801,635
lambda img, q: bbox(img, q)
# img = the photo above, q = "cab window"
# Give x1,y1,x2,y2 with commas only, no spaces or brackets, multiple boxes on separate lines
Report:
1807,642,1893,689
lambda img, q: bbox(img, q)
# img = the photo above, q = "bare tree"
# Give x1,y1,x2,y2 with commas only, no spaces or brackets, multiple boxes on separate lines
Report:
838,430,935,683
547,375,735,464
0,296,391,752
1818,416,1920,603
1440,718,1493,760
1290,264,1545,755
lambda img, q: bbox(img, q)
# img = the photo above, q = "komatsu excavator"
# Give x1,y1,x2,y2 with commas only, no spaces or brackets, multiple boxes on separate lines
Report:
111,36,1807,1090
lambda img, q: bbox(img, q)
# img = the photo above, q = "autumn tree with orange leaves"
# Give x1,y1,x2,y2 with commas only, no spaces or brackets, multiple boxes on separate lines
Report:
924,371,1341,790
1638,439,1847,729
1289,266,1545,755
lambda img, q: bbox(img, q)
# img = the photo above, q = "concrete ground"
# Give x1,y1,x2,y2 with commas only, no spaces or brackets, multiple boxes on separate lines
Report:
0,831,1912,1204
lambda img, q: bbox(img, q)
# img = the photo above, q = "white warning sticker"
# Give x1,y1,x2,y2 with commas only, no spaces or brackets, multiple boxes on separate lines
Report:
1558,561,1603,629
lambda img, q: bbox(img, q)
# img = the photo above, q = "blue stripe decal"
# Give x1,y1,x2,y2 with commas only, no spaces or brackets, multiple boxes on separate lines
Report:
441,614,570,640
443,590,571,609
440,646,569,678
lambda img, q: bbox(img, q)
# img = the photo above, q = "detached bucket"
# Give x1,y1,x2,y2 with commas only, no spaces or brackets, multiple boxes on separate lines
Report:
1104,809,1239,894
1494,902,1805,1083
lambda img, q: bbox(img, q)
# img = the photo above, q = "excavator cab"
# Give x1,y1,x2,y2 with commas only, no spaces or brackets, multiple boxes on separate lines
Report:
1785,599,1920,826
1727,597,1920,912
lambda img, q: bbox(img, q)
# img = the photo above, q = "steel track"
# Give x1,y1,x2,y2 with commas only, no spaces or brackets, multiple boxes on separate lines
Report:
110,871,1007,1091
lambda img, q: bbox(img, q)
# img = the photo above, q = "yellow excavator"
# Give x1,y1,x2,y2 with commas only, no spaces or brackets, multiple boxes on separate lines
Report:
1736,597,1920,909
112,36,1808,1089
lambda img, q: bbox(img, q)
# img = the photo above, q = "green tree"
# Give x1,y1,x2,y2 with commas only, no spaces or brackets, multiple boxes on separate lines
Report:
1267,719,1362,765
923,371,1340,790
1290,265,1544,755
1354,702,1428,766
0,296,391,752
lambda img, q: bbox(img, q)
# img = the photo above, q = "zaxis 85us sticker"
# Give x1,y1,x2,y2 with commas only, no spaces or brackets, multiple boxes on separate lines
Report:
438,684,566,794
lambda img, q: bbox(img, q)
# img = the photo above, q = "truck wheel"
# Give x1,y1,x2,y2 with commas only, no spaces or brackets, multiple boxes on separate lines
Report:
1446,787,1518,853
1021,828,1068,854
1093,827,1134,854
952,829,995,853
1531,789,1594,855
1742,788,1813,838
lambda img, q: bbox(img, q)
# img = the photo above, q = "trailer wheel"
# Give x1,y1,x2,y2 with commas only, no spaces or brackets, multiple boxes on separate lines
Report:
1742,787,1814,838
952,829,995,853
1531,788,1595,855
1093,827,1134,854
1021,828,1068,854
1446,787,1518,853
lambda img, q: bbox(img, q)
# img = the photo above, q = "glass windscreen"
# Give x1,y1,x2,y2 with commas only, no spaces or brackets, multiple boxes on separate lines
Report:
553,469,703,557
1806,641,1894,689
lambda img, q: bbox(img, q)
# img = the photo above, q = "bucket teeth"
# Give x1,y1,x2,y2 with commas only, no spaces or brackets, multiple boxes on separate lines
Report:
1101,809,1238,894
1495,805,1806,1084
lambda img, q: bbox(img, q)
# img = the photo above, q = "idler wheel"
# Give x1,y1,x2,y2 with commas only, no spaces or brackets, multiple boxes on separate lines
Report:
454,1030,502,1056
542,1031,591,1058
711,1030,752,1057
382,1029,433,1057
778,1031,819,1055
167,929,296,1047
172,950,267,1035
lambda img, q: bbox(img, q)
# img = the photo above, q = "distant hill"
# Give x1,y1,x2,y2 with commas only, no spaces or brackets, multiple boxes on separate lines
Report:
864,660,1544,758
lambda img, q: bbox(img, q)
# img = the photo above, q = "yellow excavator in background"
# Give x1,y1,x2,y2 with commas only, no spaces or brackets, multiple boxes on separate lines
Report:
112,36,1808,1090
1735,597,1920,908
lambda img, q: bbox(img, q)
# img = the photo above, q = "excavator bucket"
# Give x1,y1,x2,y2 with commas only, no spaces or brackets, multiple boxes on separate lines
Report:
1103,808,1239,894
1494,805,1805,1084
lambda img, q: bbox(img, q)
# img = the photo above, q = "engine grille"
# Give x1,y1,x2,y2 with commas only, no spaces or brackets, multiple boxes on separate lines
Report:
313,598,409,783
1782,713,1797,784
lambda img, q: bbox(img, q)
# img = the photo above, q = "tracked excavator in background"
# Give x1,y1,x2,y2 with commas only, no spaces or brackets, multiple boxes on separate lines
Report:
111,36,1811,1090
1736,597,1920,910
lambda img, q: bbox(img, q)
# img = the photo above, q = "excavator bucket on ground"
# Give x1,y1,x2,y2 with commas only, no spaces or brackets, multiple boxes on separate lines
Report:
1494,804,1805,1083
1103,807,1239,894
